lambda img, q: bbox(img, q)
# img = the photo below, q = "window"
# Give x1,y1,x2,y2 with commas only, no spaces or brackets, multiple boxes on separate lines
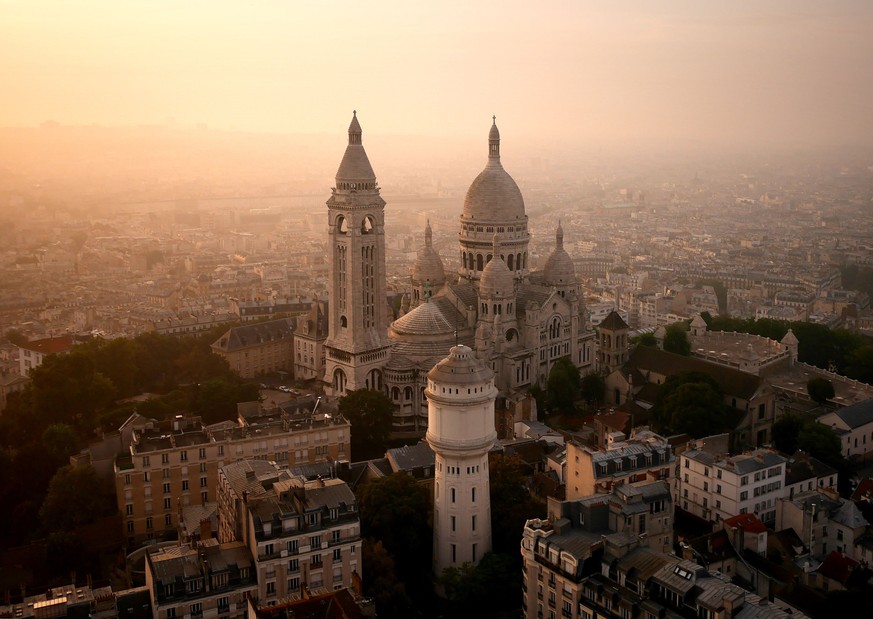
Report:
199,463,207,473
332,530,341,543
163,482,171,494
288,559,299,573
333,548,341,561
164,498,171,510
200,491,208,503
287,540,298,554
740,491,748,501
200,477,208,488
166,609,176,619
218,445,224,456
217,597,229,611
472,515,477,531
161,453,169,464
311,535,322,549
182,480,189,491
165,514,172,526
180,451,188,462
472,487,476,502
125,504,133,516
311,554,322,567
451,544,456,563
190,603,202,616
451,516,456,532
124,474,131,485
288,577,300,591
199,447,206,459
146,517,153,530
451,488,456,503
266,582,275,596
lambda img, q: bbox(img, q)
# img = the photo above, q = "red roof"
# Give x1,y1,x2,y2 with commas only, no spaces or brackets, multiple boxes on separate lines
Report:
851,477,873,503
724,513,767,534
817,551,857,583
19,334,74,354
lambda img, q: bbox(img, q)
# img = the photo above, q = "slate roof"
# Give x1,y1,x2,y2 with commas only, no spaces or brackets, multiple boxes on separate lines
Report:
212,318,293,352
785,451,836,487
831,399,873,429
600,310,629,330
386,441,435,472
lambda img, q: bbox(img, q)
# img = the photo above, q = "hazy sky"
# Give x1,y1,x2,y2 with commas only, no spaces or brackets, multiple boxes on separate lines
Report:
3,1,873,147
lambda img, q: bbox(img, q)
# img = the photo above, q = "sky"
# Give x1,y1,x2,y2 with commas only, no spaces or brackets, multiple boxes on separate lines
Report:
3,1,873,148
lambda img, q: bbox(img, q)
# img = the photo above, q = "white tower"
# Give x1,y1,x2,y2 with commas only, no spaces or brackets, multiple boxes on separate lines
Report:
323,112,392,395
426,345,497,577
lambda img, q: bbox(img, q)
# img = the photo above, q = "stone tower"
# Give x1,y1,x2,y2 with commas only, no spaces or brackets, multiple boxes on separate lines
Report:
597,310,629,375
323,112,391,395
426,345,497,577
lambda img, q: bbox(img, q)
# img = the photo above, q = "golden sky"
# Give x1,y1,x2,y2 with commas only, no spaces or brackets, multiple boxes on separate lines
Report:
2,1,873,146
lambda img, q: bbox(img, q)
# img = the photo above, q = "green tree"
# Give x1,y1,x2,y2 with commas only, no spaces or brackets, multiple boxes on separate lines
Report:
528,384,547,421
489,454,545,555
357,472,431,587
797,423,843,468
338,389,395,459
40,465,112,531
41,423,79,466
663,323,691,356
636,332,658,347
845,345,873,385
807,377,835,405
361,540,413,619
654,372,727,437
4,328,28,346
439,553,520,617
547,356,581,413
580,371,605,406
772,414,805,455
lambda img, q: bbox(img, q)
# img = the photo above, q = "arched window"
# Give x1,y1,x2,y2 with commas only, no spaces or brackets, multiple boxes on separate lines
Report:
477,254,484,271
361,215,375,234
333,369,347,394
336,215,348,234
392,387,400,401
404,387,413,401
508,254,514,270
340,315,348,328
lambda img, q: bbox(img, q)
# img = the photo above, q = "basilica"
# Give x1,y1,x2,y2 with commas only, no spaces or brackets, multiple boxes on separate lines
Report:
322,113,595,431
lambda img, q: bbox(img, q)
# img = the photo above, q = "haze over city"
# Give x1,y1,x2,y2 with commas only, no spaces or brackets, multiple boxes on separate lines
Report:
2,3,873,619
3,1,873,149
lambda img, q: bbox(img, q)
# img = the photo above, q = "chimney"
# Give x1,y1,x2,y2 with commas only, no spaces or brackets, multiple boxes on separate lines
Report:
200,518,212,541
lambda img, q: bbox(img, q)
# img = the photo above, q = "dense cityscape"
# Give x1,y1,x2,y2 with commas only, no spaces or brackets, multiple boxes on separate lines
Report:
2,3,873,619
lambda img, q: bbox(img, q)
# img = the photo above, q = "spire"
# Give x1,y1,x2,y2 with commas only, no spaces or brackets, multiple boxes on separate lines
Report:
492,232,500,256
425,220,433,247
488,116,500,161
348,110,361,145
556,220,564,250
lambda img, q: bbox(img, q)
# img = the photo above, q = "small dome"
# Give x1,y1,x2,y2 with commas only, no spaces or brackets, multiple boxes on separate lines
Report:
479,237,514,298
411,222,445,286
781,328,798,345
543,223,575,285
391,300,456,336
427,344,494,385
690,314,708,330
462,119,525,222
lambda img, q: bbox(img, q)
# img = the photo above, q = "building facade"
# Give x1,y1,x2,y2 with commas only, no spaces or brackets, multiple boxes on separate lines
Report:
210,319,294,378
115,408,349,546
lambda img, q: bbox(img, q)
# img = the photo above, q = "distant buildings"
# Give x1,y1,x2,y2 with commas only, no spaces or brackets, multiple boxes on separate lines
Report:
17,334,74,375
210,319,295,378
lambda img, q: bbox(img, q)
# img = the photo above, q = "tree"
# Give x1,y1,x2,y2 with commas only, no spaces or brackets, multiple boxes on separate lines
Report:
653,372,727,437
357,472,432,602
489,454,545,555
338,389,394,459
547,356,581,413
663,323,691,356
528,384,546,421
580,371,605,406
362,540,413,619
42,423,79,466
807,377,835,405
797,423,843,468
439,553,520,617
772,414,805,455
40,465,112,531
4,328,28,346
636,332,658,347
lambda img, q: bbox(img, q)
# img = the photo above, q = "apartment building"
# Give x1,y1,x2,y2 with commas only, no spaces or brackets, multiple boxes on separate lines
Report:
218,460,361,606
675,446,787,524
521,480,673,619
565,429,674,500
817,399,873,460
776,488,869,561
17,334,74,375
145,540,257,619
115,408,349,546
211,319,294,378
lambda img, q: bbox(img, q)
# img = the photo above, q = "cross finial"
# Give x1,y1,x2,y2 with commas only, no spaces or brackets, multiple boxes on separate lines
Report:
492,115,496,125
353,110,357,116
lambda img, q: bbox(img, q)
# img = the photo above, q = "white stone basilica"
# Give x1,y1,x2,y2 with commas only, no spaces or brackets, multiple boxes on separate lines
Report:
324,113,595,431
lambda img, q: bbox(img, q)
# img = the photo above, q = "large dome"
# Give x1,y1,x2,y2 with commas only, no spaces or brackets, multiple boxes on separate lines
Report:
462,119,525,222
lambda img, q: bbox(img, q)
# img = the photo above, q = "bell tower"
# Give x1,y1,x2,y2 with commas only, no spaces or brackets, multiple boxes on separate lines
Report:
323,112,391,395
